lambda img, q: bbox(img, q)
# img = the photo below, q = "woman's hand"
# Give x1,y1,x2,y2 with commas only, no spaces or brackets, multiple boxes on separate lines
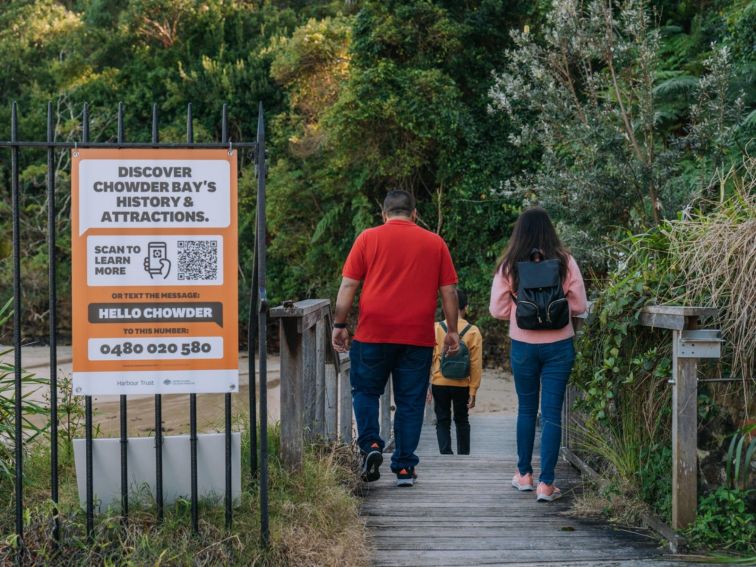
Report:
467,395,476,410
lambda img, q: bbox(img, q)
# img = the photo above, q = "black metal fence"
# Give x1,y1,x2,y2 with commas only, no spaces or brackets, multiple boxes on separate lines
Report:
2,101,271,559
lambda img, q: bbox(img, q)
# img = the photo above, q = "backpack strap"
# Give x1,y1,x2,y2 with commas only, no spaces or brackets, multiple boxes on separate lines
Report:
439,321,472,337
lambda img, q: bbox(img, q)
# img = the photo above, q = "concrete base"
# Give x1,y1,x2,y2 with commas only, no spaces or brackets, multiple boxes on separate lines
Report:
73,432,241,512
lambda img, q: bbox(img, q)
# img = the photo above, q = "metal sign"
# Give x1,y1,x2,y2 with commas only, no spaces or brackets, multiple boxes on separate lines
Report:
71,148,238,395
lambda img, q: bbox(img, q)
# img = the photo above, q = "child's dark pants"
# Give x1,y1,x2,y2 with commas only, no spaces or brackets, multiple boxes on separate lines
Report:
432,384,470,454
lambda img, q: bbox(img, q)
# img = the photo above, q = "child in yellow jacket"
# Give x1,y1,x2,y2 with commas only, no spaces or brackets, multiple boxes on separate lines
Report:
429,289,483,454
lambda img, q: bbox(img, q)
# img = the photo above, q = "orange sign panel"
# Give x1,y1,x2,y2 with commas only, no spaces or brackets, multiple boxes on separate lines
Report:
71,149,238,395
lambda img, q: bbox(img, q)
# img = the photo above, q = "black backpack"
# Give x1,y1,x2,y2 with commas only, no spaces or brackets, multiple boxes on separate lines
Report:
511,250,569,330
438,321,473,379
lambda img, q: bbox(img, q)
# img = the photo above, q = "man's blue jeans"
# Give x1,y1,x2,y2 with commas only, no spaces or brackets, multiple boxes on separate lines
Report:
511,338,575,485
350,339,433,472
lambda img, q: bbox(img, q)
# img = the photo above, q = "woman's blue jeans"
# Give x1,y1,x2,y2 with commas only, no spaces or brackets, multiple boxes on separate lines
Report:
511,338,575,485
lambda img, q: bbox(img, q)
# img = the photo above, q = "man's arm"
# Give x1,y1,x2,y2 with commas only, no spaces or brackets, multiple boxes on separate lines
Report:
439,284,460,355
332,276,360,352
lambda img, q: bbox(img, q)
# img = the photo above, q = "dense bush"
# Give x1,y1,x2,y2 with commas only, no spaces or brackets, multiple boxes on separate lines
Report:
571,173,755,548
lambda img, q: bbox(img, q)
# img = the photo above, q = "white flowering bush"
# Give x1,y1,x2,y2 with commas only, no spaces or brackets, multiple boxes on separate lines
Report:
489,0,751,266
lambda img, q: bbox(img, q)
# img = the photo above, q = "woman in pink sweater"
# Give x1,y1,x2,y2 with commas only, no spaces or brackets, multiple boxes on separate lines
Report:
489,207,587,501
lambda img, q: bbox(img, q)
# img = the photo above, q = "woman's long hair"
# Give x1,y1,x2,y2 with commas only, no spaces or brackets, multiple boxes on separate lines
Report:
497,207,569,289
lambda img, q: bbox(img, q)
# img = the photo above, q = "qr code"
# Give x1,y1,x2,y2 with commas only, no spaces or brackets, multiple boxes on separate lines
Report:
177,240,218,281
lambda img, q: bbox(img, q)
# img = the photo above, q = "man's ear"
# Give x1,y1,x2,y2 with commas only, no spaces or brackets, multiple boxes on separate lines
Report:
381,211,388,223
411,209,418,221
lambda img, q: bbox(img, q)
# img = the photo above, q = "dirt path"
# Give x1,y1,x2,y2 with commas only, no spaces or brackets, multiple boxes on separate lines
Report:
3,346,517,437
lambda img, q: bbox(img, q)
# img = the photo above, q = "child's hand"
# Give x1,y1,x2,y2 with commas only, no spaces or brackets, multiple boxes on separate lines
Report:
426,385,433,404
467,395,476,409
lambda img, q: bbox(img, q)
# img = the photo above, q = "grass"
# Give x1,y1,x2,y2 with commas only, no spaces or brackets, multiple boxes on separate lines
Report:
0,423,370,566
666,157,756,385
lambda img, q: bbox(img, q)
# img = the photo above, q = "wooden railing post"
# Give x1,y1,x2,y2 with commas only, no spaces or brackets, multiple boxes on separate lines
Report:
302,319,317,440
278,317,304,471
639,305,720,531
325,363,338,441
271,299,331,471
338,359,353,444
562,309,590,452
380,381,392,450
313,319,326,438
672,328,698,529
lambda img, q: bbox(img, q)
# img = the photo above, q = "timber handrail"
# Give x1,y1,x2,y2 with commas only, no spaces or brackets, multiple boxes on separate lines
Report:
270,299,393,471
562,302,721,539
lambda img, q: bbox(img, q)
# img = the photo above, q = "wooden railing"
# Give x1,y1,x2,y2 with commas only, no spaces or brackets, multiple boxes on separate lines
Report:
270,299,393,471
638,306,720,530
562,304,721,543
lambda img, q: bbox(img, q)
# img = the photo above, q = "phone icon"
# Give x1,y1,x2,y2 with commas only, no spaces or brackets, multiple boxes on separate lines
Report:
144,242,171,279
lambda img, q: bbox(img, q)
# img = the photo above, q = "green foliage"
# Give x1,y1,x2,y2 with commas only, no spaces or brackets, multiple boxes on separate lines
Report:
638,443,672,521
725,425,756,491
573,228,679,423
684,487,756,553
0,0,349,339
489,0,754,268
266,0,532,356
572,179,756,529
0,300,50,485
1,422,368,565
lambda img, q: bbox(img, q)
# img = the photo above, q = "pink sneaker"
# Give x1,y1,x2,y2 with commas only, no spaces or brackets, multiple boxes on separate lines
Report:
536,482,562,502
511,472,535,491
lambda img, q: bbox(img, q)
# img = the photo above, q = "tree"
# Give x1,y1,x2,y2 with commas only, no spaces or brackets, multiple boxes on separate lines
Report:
489,0,753,268
267,0,532,335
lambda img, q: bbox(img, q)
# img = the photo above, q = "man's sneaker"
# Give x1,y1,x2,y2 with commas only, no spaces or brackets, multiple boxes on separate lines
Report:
395,468,416,487
536,482,562,502
512,472,535,491
360,442,383,482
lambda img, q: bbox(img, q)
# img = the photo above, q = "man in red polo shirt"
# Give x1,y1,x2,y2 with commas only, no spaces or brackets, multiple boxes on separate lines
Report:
332,190,460,487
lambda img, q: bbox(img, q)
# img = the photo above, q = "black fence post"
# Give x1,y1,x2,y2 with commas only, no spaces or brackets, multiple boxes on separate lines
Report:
187,102,200,536
151,102,165,525
47,101,60,545
221,103,233,532
248,242,259,484
1,102,265,553
116,103,129,526
11,100,24,561
81,104,95,543
256,103,270,548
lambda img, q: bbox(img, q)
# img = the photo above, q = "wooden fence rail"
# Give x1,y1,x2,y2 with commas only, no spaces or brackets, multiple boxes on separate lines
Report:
562,304,721,538
270,299,393,471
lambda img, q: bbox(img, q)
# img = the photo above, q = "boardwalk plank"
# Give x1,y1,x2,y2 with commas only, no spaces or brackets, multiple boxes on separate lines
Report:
361,414,669,566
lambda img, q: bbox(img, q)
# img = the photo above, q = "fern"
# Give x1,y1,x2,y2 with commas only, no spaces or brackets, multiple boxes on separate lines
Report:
653,75,699,97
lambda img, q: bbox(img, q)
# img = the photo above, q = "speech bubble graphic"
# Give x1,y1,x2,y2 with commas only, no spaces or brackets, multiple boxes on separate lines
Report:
88,302,224,327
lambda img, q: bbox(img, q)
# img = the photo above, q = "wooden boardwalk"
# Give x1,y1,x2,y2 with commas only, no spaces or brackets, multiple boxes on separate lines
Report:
361,414,677,567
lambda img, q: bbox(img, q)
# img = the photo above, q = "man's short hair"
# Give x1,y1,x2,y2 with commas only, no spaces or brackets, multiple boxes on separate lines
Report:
457,289,468,311
383,190,416,217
